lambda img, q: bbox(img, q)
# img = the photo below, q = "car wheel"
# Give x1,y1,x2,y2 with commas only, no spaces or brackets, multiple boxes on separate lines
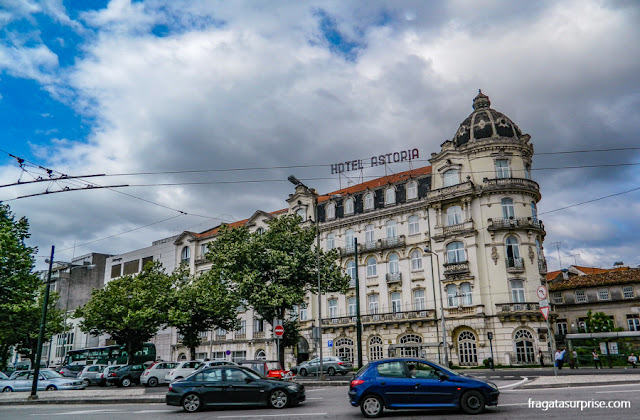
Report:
268,389,289,409
360,394,384,418
327,367,336,376
147,377,158,387
182,393,201,412
460,390,486,415
121,377,132,387
2,387,12,392
299,368,308,377
46,385,57,391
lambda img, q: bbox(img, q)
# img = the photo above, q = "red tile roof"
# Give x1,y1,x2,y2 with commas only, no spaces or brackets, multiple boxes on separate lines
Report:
549,267,636,291
572,265,628,275
194,166,433,238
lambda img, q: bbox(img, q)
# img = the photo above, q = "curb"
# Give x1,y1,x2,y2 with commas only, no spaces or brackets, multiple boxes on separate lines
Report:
0,397,165,406
521,380,640,389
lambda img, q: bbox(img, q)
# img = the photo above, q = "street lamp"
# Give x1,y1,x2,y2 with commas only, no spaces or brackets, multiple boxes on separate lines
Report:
288,175,340,380
424,247,449,366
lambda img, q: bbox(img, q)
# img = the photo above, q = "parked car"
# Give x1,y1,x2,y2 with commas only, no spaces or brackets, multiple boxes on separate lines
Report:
165,365,305,412
59,365,84,378
97,365,124,387
0,371,8,381
348,358,499,417
291,356,353,376
141,361,179,387
106,364,146,387
78,364,107,386
238,360,289,379
165,360,203,383
195,360,237,371
1,369,87,392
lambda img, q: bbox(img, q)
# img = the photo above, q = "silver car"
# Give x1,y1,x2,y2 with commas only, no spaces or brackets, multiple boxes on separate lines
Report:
0,370,87,392
78,364,107,386
97,365,124,387
291,356,353,376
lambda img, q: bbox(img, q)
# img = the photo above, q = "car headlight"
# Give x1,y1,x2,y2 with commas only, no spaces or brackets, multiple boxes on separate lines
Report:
487,381,499,391
286,384,299,391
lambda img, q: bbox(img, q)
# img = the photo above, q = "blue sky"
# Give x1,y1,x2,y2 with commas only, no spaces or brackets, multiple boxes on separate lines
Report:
0,0,639,271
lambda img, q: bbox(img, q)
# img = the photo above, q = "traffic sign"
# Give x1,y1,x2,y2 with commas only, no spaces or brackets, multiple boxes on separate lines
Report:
538,299,549,308
539,306,550,320
537,285,548,300
274,325,284,337
225,350,231,355
328,340,333,348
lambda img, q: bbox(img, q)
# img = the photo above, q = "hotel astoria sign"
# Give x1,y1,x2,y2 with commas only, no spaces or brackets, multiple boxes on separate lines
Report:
330,148,420,174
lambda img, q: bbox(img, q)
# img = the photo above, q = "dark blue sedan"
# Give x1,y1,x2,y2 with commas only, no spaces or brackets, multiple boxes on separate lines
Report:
166,365,305,412
348,358,499,417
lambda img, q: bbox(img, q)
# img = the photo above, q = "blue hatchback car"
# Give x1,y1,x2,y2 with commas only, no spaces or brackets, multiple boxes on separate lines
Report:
348,358,499,417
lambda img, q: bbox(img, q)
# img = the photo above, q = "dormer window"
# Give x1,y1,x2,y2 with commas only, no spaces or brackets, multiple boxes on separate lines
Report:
406,181,418,200
181,246,190,263
385,188,396,205
296,208,306,219
256,227,265,235
344,197,354,215
364,192,374,210
443,169,459,187
326,202,336,219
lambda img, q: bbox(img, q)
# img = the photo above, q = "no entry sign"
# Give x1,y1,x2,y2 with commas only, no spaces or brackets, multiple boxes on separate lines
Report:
274,325,284,337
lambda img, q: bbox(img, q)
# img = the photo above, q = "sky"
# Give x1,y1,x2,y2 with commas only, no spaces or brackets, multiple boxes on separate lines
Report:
0,0,639,272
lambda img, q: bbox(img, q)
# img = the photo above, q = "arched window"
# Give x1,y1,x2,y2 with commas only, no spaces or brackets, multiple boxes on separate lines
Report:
446,284,458,307
346,260,356,280
326,202,336,219
369,336,384,361
501,198,515,219
255,349,266,360
398,334,422,357
345,229,355,250
366,257,377,277
385,188,396,205
326,233,335,250
406,181,418,200
410,250,422,271
443,169,459,187
181,246,190,262
530,201,537,221
178,353,187,361
514,329,535,363
365,224,375,245
446,241,465,264
408,215,419,235
458,331,478,366
446,205,463,226
460,282,472,306
344,198,354,215
388,253,399,274
255,227,265,235
296,208,306,219
364,192,374,210
505,235,521,267
335,338,354,363
386,220,397,239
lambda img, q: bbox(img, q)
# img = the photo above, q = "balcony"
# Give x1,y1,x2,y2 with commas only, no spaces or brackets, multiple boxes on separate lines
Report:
253,332,265,339
194,256,208,265
487,217,545,236
432,220,477,242
443,261,471,277
505,257,525,273
496,302,545,322
538,258,548,274
427,181,475,203
482,177,541,200
234,333,246,340
444,305,484,317
361,241,379,252
380,235,406,250
321,309,435,328
386,272,402,284
339,244,357,257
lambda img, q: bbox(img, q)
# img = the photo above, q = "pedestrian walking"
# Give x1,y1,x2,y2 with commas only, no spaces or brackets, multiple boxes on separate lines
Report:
628,353,637,368
572,350,579,369
592,348,603,369
555,348,566,369
538,348,545,367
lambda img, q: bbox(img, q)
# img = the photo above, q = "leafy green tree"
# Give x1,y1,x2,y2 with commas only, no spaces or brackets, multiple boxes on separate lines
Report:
0,204,47,369
75,261,171,364
167,265,240,360
207,214,350,363
585,310,620,333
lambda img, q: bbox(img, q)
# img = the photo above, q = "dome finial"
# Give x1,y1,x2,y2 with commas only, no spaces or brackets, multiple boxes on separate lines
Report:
473,90,490,110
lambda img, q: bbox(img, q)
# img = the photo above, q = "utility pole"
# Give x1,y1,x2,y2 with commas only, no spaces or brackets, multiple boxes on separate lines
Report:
549,241,562,271
30,246,54,399
354,238,363,368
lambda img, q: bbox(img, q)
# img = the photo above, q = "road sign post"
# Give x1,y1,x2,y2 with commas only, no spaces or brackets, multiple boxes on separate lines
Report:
537,284,557,376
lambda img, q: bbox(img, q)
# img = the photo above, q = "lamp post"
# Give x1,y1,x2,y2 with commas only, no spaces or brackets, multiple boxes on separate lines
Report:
424,247,448,366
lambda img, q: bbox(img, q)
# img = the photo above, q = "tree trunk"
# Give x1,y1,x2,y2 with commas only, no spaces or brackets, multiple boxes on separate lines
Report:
0,344,9,370
127,341,134,365
190,346,196,361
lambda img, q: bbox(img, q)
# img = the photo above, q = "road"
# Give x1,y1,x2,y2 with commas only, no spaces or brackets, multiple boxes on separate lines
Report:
1,381,638,419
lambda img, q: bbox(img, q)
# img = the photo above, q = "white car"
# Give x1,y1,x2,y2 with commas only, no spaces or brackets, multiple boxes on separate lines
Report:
141,361,179,387
164,361,203,383
194,359,237,372
97,365,124,387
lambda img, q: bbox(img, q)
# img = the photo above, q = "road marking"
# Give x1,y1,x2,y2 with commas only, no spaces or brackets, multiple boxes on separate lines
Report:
306,397,324,400
505,382,640,392
134,409,176,413
499,403,529,406
305,388,326,392
499,377,529,389
31,410,128,416
596,389,640,394
217,413,327,418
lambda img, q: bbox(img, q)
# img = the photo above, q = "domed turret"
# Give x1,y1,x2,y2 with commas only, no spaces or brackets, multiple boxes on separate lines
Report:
453,90,522,146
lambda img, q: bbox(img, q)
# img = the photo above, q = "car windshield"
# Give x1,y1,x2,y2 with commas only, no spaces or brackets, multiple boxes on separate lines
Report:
41,370,64,379
265,362,281,370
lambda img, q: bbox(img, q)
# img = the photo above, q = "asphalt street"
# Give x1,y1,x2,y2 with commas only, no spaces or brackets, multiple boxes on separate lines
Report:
1,381,638,420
